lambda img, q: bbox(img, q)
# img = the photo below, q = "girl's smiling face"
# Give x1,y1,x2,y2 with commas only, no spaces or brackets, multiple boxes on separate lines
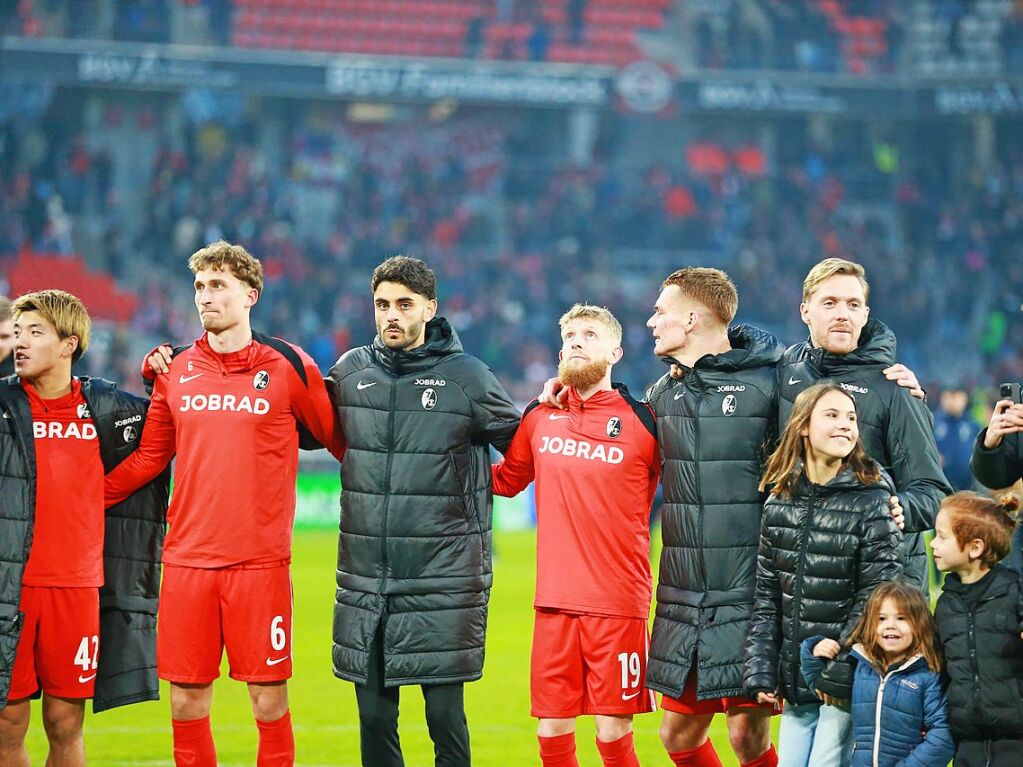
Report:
875,596,915,663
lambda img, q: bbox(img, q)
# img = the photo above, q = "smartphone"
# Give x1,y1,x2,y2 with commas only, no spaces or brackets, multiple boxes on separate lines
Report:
1000,382,1022,404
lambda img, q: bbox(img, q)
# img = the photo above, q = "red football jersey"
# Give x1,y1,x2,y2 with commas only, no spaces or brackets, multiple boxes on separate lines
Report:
23,378,104,587
105,333,345,568
492,385,659,618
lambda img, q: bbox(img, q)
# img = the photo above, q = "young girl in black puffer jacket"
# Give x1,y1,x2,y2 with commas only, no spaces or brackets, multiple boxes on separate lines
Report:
931,491,1023,767
743,382,904,767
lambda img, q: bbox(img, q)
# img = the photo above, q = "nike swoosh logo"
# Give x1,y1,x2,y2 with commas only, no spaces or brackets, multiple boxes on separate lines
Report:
788,377,802,385
548,414,570,420
78,673,96,683
621,690,641,701
265,656,290,666
356,381,377,390
179,373,204,384
674,390,685,400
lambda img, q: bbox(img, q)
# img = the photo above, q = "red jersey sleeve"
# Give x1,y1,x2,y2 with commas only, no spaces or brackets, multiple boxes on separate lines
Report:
287,349,346,462
491,404,537,497
104,374,176,508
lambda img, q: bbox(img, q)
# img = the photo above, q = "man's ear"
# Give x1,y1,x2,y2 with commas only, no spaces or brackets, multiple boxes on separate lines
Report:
246,288,259,308
424,299,438,322
63,335,80,359
799,302,811,326
611,346,624,364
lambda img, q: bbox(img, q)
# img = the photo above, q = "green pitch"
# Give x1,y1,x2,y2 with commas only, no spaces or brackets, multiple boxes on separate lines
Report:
26,529,769,766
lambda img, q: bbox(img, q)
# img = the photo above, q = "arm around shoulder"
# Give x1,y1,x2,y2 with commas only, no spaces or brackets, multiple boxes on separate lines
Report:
462,357,520,454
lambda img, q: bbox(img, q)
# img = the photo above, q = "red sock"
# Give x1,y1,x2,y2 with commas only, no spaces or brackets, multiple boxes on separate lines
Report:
538,732,580,767
668,739,723,767
256,710,295,767
172,716,217,767
741,744,778,767
596,732,641,767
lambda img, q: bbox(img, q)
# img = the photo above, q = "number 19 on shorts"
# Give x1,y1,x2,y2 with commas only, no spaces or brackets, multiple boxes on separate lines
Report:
618,651,641,696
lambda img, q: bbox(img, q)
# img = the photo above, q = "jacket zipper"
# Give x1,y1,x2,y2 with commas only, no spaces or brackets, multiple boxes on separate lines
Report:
791,488,815,694
691,378,705,594
379,379,397,595
872,656,919,767
962,590,1001,726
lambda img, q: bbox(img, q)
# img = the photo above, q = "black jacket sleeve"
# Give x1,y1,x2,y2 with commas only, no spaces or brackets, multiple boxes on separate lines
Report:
971,430,1023,490
743,512,782,697
840,498,903,640
462,359,520,455
884,388,951,534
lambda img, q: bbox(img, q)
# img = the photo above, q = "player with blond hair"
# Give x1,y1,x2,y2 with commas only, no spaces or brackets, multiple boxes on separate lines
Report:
494,304,659,767
0,290,167,767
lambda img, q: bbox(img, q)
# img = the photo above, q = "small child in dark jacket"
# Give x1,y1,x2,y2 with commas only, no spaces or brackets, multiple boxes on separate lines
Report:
802,581,955,767
931,491,1023,767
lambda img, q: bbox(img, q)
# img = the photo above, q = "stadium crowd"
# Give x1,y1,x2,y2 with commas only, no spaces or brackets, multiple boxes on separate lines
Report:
3,106,1022,408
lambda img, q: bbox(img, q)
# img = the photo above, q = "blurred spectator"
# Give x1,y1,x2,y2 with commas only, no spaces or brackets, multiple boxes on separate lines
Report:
527,18,551,61
465,14,485,58
567,0,587,45
934,386,982,491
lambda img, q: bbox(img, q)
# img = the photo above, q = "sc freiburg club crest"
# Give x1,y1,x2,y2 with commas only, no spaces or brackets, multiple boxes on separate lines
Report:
253,370,270,390
722,395,737,416
421,388,438,410
606,416,622,439
123,425,138,443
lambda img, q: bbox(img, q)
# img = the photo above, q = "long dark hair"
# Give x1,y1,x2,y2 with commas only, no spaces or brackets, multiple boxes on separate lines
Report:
759,382,880,499
848,581,942,673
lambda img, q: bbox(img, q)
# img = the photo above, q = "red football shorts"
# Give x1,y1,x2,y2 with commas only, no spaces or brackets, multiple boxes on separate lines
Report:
9,586,99,701
661,667,781,715
157,562,293,684
530,608,657,718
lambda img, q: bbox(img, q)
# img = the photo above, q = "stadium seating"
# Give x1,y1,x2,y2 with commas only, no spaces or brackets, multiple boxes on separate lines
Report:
6,251,138,323
232,0,671,67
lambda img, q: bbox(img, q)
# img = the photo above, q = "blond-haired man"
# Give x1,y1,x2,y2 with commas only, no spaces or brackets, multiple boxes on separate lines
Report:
493,304,659,767
645,268,784,767
778,258,950,592
0,290,167,766
107,241,344,766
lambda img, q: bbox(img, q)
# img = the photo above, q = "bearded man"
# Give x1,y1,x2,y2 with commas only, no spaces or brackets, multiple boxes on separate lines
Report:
492,304,660,767
326,255,520,767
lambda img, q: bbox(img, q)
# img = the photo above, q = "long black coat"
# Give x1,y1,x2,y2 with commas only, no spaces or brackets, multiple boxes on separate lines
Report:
934,564,1023,744
0,377,168,712
645,324,784,700
777,319,951,590
743,467,903,706
327,318,519,687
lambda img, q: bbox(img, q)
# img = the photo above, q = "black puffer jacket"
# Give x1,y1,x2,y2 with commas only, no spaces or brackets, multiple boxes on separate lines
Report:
778,319,950,590
934,564,1023,743
972,427,1022,491
0,377,168,712
327,318,519,687
743,467,903,706
645,324,783,700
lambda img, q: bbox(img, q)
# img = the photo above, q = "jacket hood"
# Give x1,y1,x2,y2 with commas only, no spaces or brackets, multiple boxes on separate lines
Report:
665,324,784,374
371,317,463,375
787,318,897,374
